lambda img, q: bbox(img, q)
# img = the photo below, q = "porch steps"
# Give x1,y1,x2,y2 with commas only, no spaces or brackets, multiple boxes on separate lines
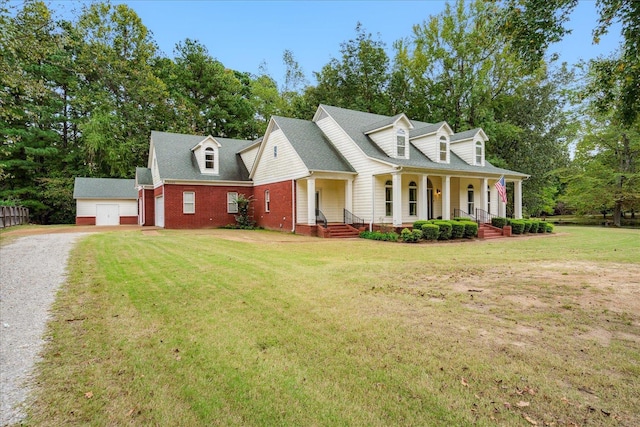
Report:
479,223,506,239
325,224,361,238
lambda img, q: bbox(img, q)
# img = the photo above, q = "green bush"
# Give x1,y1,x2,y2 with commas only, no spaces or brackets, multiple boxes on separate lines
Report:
450,221,465,239
412,220,429,230
359,231,399,242
431,220,452,240
401,228,422,243
528,221,539,233
523,220,533,233
510,220,525,235
461,221,478,238
545,222,554,233
536,221,545,233
421,224,440,241
491,217,508,228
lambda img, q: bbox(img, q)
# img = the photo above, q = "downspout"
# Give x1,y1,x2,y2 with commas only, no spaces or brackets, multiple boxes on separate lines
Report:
291,179,295,233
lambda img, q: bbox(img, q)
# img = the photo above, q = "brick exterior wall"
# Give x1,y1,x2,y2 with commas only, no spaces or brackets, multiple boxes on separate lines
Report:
76,217,95,225
120,216,138,225
162,184,254,229
139,188,155,226
253,181,294,232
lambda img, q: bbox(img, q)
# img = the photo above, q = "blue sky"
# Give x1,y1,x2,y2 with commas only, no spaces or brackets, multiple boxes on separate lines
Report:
47,0,623,85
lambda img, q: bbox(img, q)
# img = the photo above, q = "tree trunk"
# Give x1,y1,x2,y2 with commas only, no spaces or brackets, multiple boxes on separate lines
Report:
613,201,622,227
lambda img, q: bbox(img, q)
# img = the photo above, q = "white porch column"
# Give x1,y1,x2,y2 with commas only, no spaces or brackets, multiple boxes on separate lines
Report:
307,178,316,225
392,173,403,226
514,179,523,219
420,175,428,220
442,175,451,220
480,178,488,215
345,178,353,213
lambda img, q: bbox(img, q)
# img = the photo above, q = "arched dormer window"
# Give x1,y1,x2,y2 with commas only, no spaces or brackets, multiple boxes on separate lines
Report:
396,129,407,158
439,136,448,162
385,180,393,216
475,141,483,165
205,147,215,169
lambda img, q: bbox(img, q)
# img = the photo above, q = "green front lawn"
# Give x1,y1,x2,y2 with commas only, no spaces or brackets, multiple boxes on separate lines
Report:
28,227,640,426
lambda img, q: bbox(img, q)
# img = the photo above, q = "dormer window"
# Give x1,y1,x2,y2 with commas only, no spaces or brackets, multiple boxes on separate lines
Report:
205,147,215,169
396,129,406,158
475,141,483,165
439,136,448,162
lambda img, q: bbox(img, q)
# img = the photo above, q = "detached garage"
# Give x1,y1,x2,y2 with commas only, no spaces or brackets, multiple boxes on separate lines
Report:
73,178,138,225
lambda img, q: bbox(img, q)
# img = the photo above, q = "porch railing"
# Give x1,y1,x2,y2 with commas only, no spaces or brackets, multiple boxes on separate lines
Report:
475,208,498,224
453,208,475,221
344,209,365,229
315,209,327,228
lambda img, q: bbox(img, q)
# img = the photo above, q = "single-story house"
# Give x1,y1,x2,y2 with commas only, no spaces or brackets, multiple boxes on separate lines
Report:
131,104,528,236
73,177,138,225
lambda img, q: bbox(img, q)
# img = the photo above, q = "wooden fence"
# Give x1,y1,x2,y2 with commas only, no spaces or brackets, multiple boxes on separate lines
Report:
0,206,29,228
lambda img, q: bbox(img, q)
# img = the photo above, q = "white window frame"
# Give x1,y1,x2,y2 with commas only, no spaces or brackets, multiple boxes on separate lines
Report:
227,192,238,214
385,180,393,217
439,136,448,162
475,141,483,165
467,185,474,213
205,147,215,169
183,191,195,214
396,129,406,158
265,190,270,212
408,181,417,216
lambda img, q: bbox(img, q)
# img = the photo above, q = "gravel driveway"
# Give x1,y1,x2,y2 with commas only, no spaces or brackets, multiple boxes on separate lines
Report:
0,233,87,426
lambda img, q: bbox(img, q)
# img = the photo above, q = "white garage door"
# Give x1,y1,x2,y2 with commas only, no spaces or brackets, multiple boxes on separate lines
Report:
96,204,120,226
155,196,164,228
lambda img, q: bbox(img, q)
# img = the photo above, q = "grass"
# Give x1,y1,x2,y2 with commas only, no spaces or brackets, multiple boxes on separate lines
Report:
24,226,640,426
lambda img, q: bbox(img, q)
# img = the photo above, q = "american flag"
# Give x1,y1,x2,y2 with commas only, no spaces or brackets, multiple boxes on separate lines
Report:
495,175,507,203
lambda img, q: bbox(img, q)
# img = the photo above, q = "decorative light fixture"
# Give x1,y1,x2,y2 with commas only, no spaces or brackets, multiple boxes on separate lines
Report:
436,189,441,195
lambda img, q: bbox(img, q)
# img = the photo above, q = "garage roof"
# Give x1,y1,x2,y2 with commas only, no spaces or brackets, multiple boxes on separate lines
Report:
73,178,137,199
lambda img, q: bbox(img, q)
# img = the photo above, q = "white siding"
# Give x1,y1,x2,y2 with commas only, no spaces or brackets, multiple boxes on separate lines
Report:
151,149,161,185
411,129,450,162
451,136,485,166
296,180,309,224
76,199,137,217
367,124,410,159
253,129,308,185
316,179,345,223
240,145,260,172
316,115,391,223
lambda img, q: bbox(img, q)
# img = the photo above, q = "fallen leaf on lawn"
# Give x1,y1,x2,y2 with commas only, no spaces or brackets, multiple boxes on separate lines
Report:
523,414,538,425
84,391,93,399
175,355,181,361
504,402,511,409
516,401,530,407
461,377,469,387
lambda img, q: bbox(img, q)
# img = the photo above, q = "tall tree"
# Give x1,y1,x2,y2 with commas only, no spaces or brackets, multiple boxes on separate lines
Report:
308,23,390,114
73,2,169,177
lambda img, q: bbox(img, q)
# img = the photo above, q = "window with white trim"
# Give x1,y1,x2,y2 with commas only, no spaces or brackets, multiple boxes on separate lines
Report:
273,145,278,158
409,181,418,216
205,147,215,169
265,190,270,212
467,185,474,213
439,136,448,162
475,141,483,165
396,129,406,158
385,180,393,217
227,192,238,213
183,191,195,214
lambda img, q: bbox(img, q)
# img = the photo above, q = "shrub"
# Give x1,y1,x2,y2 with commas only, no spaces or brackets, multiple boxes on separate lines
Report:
461,221,478,238
545,222,554,233
450,221,465,239
536,221,545,233
359,230,399,242
523,220,533,233
491,217,508,228
421,224,440,241
401,228,422,243
510,220,525,235
412,220,429,230
528,221,539,233
431,220,452,240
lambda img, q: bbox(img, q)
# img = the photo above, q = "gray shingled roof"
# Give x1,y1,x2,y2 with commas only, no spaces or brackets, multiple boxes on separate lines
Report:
73,177,137,199
451,128,481,142
150,131,254,182
410,121,445,139
135,167,152,186
319,104,528,177
273,116,355,173
362,113,407,134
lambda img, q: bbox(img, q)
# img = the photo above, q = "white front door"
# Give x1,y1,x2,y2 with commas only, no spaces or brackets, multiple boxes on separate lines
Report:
96,204,119,226
155,196,164,227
